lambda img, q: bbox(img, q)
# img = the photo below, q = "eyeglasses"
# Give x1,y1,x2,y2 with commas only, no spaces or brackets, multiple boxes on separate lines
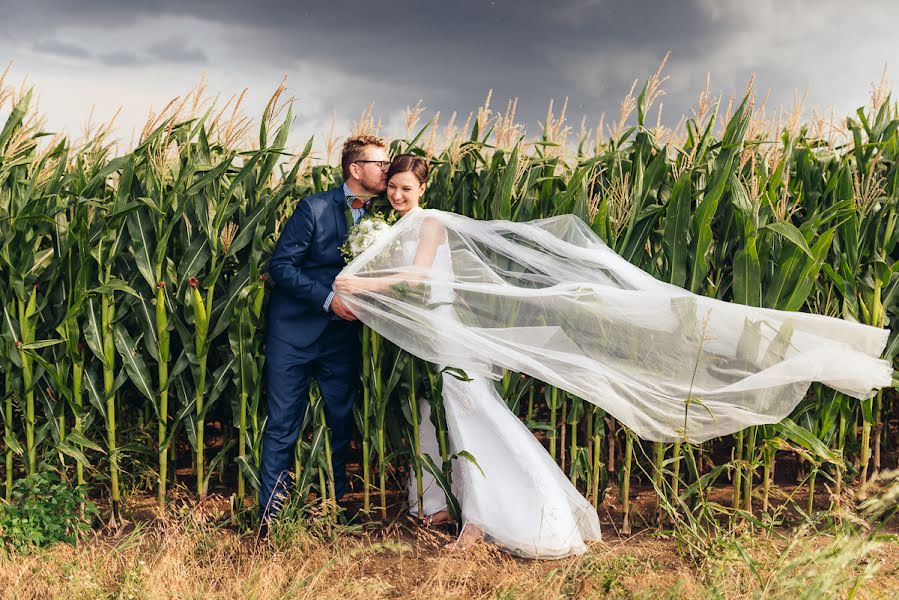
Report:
354,160,390,170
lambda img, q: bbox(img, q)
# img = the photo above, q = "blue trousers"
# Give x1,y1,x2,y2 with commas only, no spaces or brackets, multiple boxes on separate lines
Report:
259,319,360,520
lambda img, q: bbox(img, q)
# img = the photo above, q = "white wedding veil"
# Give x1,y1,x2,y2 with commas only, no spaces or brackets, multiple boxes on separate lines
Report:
337,208,893,443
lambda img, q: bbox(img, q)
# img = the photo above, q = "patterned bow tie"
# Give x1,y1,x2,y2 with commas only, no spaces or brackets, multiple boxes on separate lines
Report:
348,196,374,210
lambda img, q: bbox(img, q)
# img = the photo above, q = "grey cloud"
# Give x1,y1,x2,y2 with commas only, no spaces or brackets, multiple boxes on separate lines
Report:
146,39,208,64
89,41,207,68
32,39,93,59
97,51,147,67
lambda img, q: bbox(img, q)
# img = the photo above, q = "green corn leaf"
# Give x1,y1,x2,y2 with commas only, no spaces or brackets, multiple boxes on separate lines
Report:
113,323,155,404
764,220,815,259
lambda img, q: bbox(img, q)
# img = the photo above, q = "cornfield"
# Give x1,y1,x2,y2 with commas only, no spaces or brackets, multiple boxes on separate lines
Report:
1,64,897,536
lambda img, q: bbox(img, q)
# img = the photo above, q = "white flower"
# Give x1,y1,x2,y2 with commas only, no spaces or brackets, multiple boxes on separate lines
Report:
342,213,392,260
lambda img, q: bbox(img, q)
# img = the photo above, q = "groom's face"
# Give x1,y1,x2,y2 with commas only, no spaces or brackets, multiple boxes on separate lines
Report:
353,145,390,194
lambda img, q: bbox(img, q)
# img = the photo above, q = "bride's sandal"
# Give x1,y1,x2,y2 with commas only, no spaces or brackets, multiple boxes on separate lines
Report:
423,509,451,528
406,508,452,528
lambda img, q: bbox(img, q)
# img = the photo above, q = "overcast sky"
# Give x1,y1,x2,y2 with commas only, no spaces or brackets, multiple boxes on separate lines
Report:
1,0,897,157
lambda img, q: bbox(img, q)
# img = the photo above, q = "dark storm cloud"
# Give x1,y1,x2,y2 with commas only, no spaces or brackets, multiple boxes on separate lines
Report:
2,0,712,128
4,0,899,136
7,1,713,72
138,0,730,127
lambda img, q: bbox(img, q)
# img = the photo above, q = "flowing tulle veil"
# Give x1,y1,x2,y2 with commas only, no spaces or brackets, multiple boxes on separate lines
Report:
338,208,892,443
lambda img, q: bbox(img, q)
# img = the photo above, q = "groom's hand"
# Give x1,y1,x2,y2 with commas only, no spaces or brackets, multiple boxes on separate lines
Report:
330,295,357,321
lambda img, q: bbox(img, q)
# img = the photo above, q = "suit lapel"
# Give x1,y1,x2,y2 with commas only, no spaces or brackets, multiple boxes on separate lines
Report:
331,187,348,241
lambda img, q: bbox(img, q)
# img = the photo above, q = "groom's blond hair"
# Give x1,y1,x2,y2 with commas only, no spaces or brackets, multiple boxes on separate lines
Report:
341,135,387,180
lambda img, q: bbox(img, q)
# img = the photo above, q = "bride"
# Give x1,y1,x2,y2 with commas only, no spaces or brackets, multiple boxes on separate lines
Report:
334,154,892,559
336,155,601,558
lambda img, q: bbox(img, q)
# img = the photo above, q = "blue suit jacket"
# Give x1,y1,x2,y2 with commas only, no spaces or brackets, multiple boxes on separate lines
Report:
267,187,353,348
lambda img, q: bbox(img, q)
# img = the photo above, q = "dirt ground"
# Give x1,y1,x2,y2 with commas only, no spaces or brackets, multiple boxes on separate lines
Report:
2,479,898,600
4,431,899,599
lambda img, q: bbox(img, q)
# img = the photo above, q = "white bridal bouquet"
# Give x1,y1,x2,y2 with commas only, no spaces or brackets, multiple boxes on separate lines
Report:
340,211,430,305
340,213,394,261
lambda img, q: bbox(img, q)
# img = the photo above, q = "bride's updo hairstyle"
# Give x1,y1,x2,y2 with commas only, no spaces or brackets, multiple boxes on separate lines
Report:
386,154,428,184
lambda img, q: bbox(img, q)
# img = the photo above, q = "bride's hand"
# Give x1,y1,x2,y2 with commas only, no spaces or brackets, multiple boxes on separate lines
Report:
334,275,373,294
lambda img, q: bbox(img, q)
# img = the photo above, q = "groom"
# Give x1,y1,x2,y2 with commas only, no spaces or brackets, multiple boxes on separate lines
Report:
260,134,390,523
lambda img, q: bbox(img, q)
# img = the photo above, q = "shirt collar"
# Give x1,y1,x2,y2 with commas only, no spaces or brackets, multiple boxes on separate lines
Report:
342,182,356,207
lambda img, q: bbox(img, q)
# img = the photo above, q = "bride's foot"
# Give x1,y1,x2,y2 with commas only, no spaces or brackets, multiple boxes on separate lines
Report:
445,524,484,550
423,509,451,527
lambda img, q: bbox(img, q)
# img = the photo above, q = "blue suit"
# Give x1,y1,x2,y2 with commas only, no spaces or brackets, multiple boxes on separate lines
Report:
260,186,360,519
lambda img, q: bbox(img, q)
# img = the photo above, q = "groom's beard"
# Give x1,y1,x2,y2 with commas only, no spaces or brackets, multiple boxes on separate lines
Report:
360,183,385,197
356,173,387,197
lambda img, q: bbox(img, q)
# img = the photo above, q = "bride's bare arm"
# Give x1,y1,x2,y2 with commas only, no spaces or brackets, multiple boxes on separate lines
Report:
335,217,447,294
410,217,447,269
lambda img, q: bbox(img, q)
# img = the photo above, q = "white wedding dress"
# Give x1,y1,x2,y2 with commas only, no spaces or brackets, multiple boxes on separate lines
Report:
401,233,602,559
339,207,891,560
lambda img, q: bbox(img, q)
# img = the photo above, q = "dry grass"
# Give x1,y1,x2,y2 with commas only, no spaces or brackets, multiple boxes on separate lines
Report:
1,512,897,600
0,524,664,599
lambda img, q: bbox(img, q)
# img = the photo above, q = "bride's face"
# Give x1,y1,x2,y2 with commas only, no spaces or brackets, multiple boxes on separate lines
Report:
387,171,425,215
